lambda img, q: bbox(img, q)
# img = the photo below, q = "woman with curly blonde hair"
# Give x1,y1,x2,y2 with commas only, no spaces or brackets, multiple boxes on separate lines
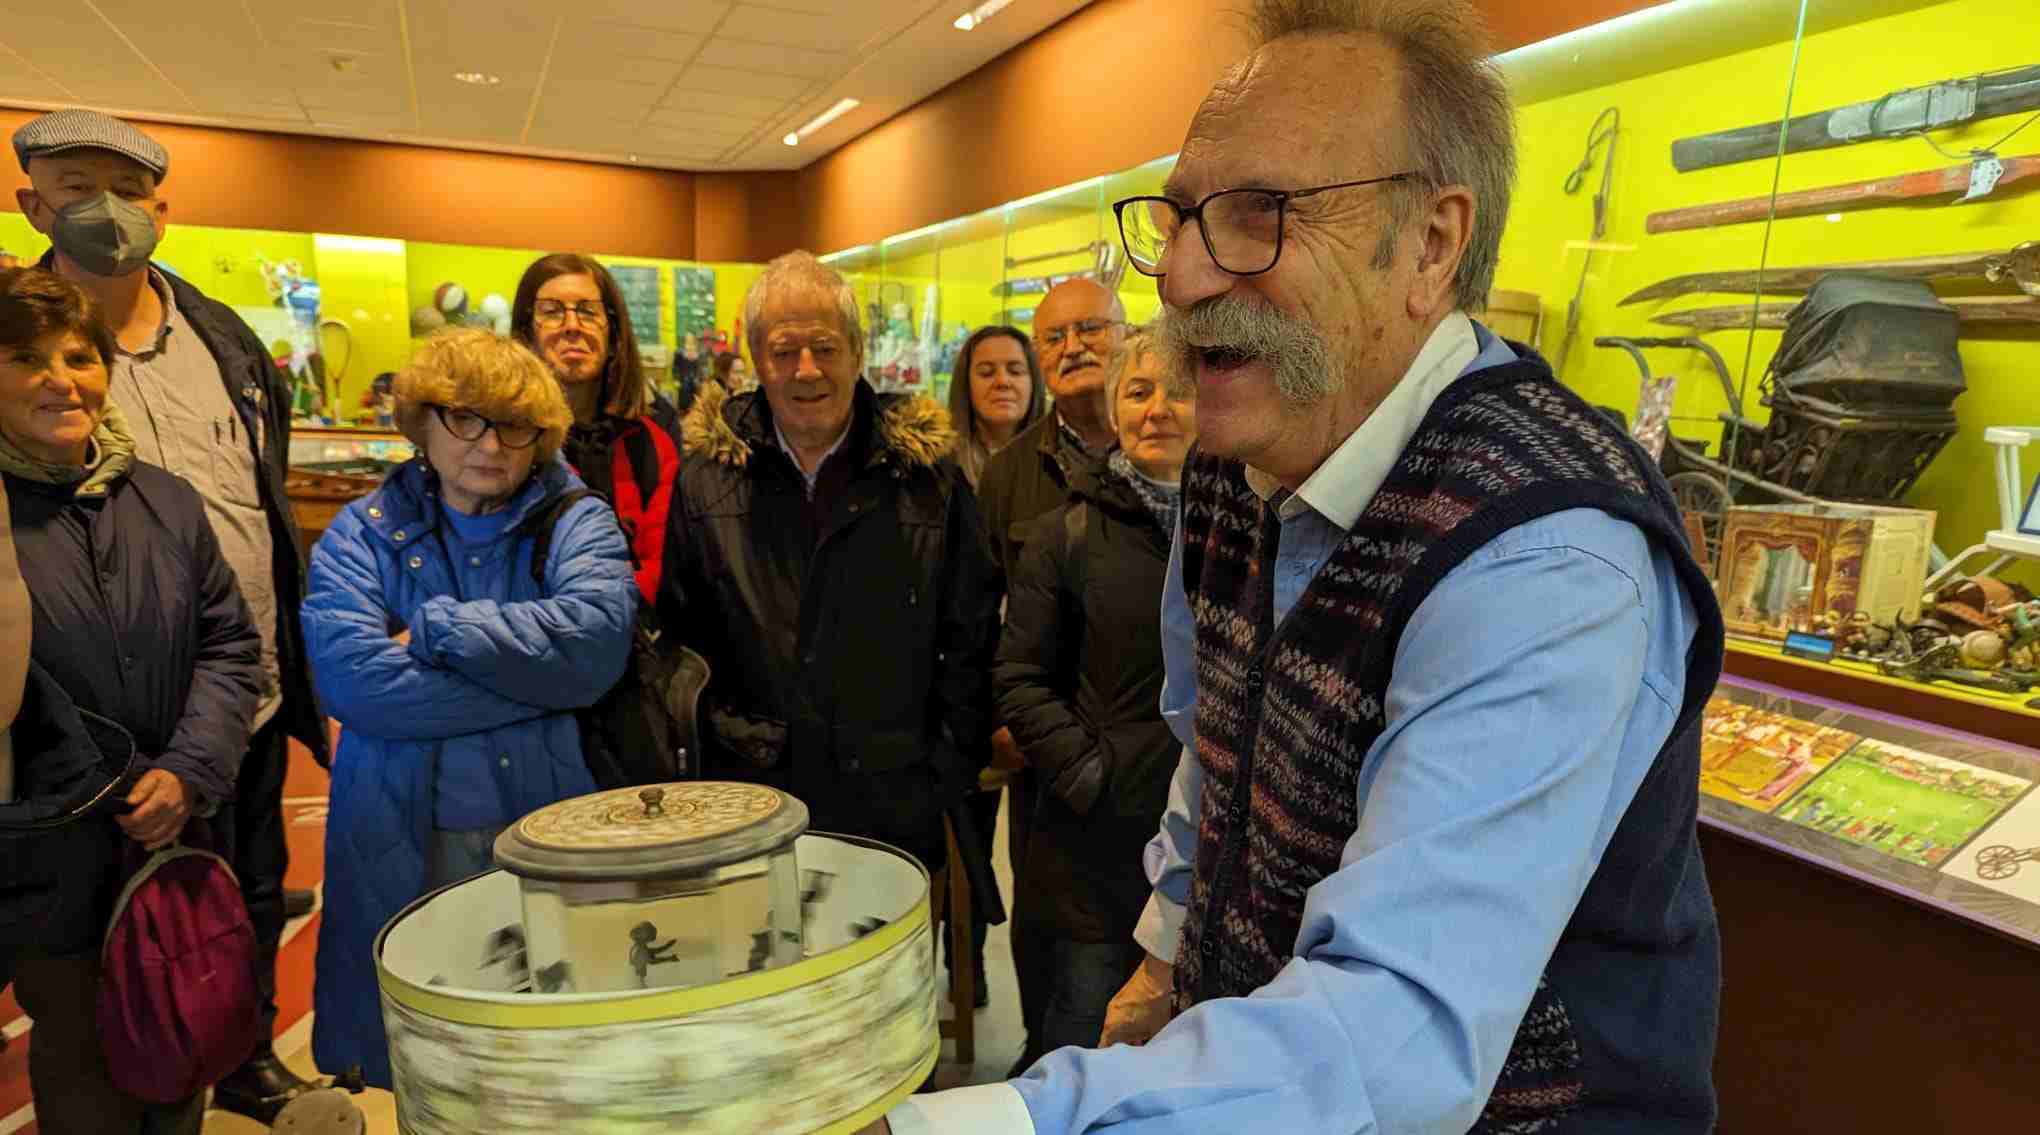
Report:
300,327,637,1087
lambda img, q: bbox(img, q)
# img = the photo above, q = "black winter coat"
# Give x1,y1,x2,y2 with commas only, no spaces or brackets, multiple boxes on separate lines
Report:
5,464,262,949
977,410,1105,584
38,253,328,765
995,464,1178,943
665,382,1002,869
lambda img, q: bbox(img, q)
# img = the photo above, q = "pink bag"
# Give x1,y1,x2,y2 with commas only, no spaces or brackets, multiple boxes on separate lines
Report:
95,844,265,1103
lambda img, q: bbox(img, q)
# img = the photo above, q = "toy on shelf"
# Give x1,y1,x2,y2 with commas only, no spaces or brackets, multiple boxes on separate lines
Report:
1715,502,1936,642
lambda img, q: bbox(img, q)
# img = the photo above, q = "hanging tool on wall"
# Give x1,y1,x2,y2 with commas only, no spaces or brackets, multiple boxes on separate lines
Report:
1671,63,2040,172
1650,295,2040,333
1647,152,2040,233
1620,241,2040,304
1554,107,1620,374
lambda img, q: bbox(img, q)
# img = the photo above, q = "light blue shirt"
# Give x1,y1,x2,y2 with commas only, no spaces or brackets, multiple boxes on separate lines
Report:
890,317,1703,1134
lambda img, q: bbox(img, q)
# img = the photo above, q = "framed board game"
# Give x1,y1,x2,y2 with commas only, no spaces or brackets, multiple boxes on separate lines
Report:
609,264,663,347
1703,675,2040,948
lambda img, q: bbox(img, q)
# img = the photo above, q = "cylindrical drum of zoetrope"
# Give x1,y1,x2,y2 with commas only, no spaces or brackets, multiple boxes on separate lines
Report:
373,782,939,1133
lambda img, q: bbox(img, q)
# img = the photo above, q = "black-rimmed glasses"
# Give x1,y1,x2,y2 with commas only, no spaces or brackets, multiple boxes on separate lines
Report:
1112,172,1417,278
532,299,609,329
431,404,543,449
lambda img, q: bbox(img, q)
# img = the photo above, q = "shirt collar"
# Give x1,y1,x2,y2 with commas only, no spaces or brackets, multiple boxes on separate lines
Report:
773,414,853,495
116,269,179,360
1244,311,1507,530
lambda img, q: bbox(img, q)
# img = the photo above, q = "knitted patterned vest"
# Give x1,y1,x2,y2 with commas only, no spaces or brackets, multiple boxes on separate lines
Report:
1173,358,1724,1133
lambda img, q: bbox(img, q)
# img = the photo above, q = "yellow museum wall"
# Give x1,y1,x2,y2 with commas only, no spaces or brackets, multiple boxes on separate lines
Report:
1495,0,2036,572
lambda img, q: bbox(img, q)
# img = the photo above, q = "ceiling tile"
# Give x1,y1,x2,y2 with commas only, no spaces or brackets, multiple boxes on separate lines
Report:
283,18,392,58
645,108,758,141
716,6,870,52
564,21,705,62
698,37,845,79
670,64,796,98
541,76,666,113
658,88,790,121
297,87,408,113
573,0,733,32
546,53,685,87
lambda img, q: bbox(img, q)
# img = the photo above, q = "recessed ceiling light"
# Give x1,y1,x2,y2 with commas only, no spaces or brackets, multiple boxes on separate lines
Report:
953,0,1014,31
628,154,639,163
453,71,501,86
783,132,800,147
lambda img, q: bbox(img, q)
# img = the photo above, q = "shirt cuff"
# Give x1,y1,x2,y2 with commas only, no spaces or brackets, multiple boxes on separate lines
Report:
886,1083,1034,1135
1133,890,1186,961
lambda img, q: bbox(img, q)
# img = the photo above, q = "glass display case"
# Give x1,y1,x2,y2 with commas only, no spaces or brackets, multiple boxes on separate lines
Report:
817,0,2037,719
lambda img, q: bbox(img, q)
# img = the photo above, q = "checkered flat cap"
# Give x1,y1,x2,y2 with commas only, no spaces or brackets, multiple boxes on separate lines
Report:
13,109,168,181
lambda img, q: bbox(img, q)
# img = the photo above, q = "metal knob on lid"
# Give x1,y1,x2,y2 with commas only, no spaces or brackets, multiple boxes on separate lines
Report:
492,781,809,883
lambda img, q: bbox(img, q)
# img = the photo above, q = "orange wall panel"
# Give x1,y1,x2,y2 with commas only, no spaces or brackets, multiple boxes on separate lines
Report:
793,0,1665,256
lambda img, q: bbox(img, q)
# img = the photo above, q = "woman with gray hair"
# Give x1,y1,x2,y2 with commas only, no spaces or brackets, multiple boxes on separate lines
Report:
991,324,1197,1054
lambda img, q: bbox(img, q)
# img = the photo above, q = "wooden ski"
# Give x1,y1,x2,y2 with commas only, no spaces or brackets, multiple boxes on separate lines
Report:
1646,154,2040,234
1672,64,2040,172
1649,296,2040,332
1619,242,2040,304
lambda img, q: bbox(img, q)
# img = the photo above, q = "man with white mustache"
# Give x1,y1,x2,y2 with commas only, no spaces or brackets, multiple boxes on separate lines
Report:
974,275,1126,1074
872,1,1724,1132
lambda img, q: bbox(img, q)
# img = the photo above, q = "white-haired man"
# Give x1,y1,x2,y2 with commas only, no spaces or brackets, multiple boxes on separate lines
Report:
876,1,1724,1132
666,251,1002,878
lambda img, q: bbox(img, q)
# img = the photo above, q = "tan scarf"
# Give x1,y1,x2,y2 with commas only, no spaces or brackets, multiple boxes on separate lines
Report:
0,401,136,496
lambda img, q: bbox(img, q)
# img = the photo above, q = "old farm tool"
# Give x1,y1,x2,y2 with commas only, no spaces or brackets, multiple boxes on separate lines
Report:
1554,107,1620,373
1646,153,2040,233
1620,241,2040,304
1671,63,2040,172
1650,295,2040,332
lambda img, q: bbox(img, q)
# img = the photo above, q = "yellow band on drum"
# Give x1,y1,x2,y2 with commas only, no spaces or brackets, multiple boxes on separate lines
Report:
378,894,931,1029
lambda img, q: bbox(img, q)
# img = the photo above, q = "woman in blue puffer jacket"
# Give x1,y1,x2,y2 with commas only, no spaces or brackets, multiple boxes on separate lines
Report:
301,328,636,1086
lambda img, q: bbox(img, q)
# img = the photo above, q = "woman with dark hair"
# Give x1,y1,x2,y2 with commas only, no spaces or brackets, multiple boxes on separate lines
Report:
0,266,260,1133
947,325,1046,489
512,253,683,606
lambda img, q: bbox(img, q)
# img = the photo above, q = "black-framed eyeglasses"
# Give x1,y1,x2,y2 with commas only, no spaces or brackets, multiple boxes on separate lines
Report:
431,404,543,449
1112,172,1417,278
531,299,609,329
1034,317,1123,351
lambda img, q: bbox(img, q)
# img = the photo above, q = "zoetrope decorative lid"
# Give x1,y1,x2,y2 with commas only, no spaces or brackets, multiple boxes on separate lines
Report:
492,781,809,882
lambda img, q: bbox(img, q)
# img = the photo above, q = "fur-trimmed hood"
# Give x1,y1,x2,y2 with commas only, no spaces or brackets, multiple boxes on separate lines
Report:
682,379,957,471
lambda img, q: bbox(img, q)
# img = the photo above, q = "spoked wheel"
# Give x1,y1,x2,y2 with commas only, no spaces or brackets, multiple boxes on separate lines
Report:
1974,845,2024,881
1668,471,1732,576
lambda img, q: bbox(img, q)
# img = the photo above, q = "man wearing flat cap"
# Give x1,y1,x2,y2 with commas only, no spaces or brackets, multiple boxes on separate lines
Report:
13,108,331,1122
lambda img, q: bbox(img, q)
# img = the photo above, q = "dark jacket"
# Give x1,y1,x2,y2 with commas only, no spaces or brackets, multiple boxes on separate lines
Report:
5,462,260,956
563,394,684,605
667,382,1001,868
39,253,329,765
0,661,141,955
6,464,260,815
995,464,1178,942
976,410,1106,584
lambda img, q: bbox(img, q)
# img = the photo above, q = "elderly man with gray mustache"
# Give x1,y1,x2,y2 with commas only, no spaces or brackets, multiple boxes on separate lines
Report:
871,1,1725,1133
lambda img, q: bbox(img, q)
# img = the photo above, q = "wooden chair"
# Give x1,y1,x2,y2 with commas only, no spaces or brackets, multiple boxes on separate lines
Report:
931,812,976,1065
929,766,1011,1068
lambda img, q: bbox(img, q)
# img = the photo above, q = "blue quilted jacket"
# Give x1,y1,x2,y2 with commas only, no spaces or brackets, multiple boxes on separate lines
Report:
301,456,635,1086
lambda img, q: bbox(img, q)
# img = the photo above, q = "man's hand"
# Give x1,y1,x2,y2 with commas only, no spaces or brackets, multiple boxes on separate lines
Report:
392,626,412,647
1100,952,1176,1047
989,726,1026,772
116,769,191,850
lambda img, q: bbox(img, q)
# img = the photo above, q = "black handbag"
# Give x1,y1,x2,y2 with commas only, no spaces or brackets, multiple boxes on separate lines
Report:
522,489,710,789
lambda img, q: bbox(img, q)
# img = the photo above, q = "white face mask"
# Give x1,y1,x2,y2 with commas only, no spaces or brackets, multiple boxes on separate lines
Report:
49,191,161,277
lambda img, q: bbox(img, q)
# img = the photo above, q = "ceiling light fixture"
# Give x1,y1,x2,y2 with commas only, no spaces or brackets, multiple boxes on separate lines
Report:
453,71,501,86
782,98,861,146
953,0,1015,31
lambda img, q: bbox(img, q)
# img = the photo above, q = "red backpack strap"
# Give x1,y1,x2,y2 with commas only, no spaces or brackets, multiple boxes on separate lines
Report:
611,421,680,603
